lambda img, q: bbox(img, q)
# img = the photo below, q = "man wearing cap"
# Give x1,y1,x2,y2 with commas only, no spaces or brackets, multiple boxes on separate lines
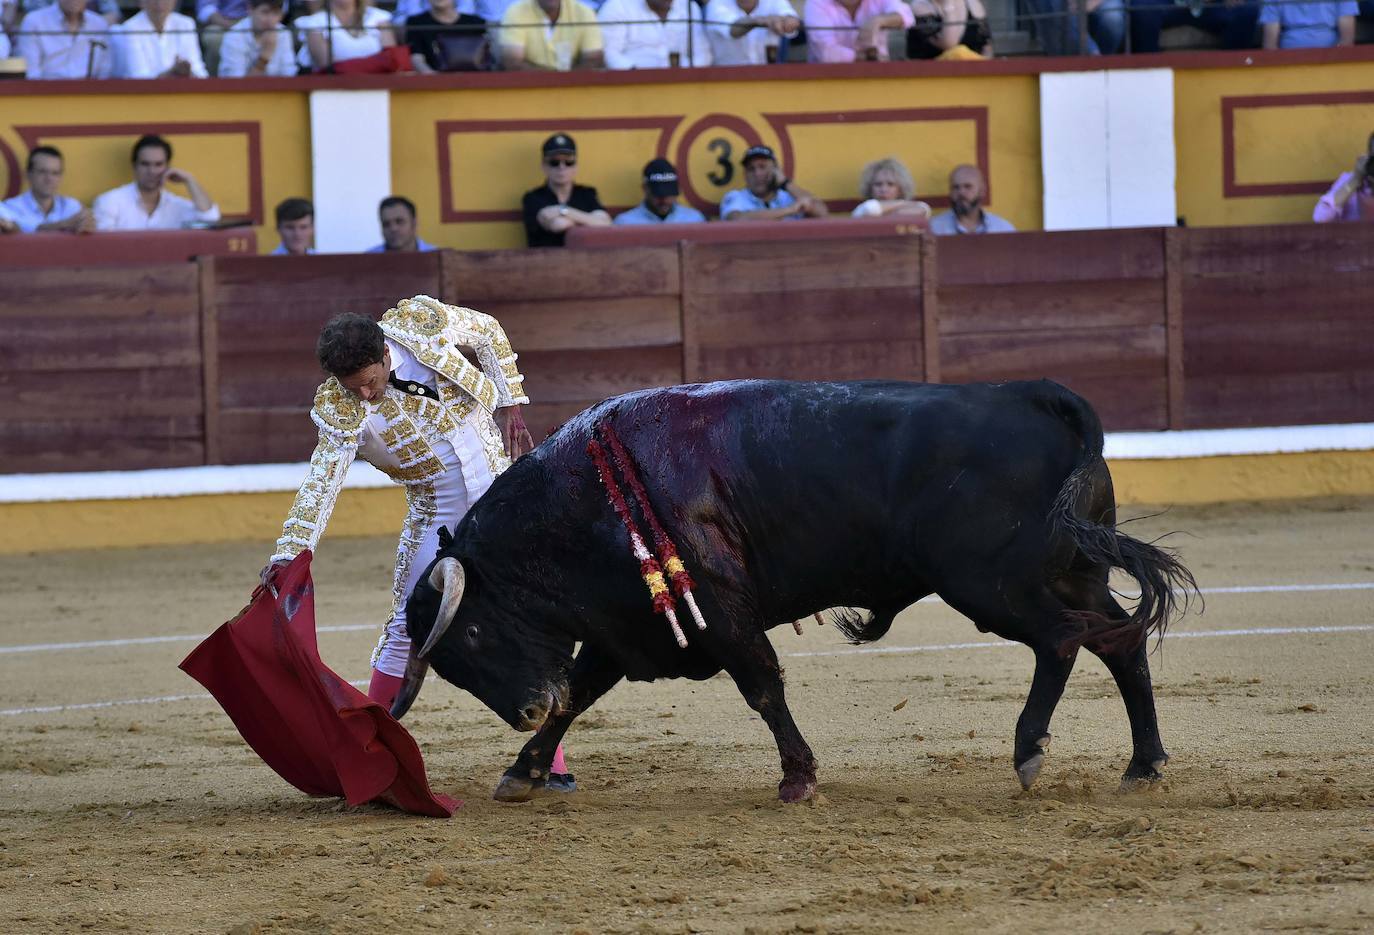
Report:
614,158,707,225
719,145,829,221
521,133,612,248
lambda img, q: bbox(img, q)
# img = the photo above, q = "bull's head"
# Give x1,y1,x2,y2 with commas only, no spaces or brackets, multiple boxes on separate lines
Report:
389,548,573,732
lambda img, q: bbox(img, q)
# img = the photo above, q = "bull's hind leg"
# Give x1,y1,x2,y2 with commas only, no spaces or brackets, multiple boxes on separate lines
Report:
941,586,1079,790
493,644,624,803
1087,637,1169,790
1014,644,1079,790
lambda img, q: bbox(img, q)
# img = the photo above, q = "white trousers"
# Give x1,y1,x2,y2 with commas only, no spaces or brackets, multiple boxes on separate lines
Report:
370,458,494,677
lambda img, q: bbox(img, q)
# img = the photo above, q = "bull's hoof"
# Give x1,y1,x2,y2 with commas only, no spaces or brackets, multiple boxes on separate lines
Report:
1119,755,1169,793
1015,752,1045,791
1015,734,1052,790
778,775,816,803
493,771,539,802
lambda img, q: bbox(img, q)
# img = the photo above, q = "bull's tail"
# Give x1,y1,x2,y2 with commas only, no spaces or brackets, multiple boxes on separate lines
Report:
828,607,898,644
1044,387,1199,656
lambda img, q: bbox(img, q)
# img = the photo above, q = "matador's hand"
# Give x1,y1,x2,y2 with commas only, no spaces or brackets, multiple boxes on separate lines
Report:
497,406,535,460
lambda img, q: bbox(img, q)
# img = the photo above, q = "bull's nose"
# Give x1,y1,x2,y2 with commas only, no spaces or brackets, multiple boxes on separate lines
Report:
521,703,543,723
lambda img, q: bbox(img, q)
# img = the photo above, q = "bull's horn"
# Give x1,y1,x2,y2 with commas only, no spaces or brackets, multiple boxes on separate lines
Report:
390,653,429,720
419,557,465,659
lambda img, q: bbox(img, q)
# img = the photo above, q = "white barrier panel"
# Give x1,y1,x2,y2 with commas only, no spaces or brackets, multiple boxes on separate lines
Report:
310,90,392,253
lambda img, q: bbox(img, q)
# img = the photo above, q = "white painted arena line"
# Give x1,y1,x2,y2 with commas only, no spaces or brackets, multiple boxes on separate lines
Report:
0,624,375,655
2,582,1371,658
2,622,1370,718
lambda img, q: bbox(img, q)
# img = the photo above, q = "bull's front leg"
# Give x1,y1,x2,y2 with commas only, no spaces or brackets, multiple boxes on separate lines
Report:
725,633,817,803
493,643,624,803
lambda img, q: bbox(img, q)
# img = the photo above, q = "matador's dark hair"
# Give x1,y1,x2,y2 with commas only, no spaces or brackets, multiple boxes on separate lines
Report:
316,313,385,376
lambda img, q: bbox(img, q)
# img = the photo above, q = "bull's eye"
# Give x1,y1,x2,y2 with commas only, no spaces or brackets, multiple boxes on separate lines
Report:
465,624,480,646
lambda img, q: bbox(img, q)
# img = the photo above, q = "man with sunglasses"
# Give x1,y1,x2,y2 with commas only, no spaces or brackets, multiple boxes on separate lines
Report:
521,133,611,247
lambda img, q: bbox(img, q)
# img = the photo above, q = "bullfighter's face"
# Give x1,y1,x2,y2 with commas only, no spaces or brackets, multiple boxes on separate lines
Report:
394,551,573,731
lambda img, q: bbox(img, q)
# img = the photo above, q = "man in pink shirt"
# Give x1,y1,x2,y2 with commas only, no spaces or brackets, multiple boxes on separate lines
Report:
804,0,913,62
1313,131,1374,224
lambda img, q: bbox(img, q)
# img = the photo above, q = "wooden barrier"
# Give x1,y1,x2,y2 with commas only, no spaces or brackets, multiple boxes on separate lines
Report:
4,222,1373,475
209,252,444,464
0,264,203,473
1178,224,1374,428
937,228,1171,430
681,238,928,383
441,248,685,439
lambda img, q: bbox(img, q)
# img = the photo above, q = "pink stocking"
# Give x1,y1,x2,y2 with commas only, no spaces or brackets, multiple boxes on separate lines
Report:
368,669,403,708
551,743,568,774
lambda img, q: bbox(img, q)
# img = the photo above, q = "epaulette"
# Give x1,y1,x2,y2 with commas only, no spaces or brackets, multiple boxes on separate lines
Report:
311,377,366,435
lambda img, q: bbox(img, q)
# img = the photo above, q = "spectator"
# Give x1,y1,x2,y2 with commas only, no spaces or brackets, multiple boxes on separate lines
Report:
614,158,707,224
928,163,1014,235
92,134,221,231
296,0,396,71
0,204,17,234
16,0,112,79
1313,131,1374,223
195,0,249,75
521,133,611,247
597,0,712,69
1260,0,1357,47
906,0,993,58
272,197,315,254
391,0,474,24
407,0,488,71
804,0,912,62
1022,0,1125,55
720,144,828,221
851,157,931,220
1128,0,1258,54
13,0,119,27
1,146,94,233
113,0,208,77
366,196,438,252
703,0,798,65
499,0,602,70
217,0,297,75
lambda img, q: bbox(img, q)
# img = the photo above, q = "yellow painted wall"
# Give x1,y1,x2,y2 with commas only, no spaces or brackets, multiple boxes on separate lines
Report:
390,73,1043,250
1174,61,1374,227
0,92,311,252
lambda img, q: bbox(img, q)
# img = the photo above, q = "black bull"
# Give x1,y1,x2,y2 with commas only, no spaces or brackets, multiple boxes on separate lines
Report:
392,379,1197,803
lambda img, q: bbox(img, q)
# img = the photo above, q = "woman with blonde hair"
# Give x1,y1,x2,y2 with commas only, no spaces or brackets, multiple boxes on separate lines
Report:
852,157,932,219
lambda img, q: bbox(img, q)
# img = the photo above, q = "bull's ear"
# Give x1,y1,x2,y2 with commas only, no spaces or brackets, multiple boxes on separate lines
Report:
437,525,454,549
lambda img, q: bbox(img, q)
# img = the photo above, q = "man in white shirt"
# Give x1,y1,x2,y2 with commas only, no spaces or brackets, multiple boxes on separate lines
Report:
597,0,711,68
271,197,315,255
113,0,208,77
703,0,797,65
216,0,297,75
16,0,113,78
1,146,95,233
93,134,221,231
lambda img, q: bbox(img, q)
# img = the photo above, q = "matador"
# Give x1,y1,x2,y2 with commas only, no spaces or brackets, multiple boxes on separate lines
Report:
263,296,573,789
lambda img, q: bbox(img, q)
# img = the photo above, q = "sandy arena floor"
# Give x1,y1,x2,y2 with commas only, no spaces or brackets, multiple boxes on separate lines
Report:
2,497,1372,934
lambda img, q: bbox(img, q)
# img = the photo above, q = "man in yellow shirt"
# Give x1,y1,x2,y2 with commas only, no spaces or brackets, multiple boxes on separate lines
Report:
499,0,604,69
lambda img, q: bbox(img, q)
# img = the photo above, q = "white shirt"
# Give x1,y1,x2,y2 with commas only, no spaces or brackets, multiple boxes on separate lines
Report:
1,191,84,232
295,7,392,70
112,11,209,78
702,0,795,65
597,0,711,69
216,18,298,76
16,6,112,78
92,182,221,231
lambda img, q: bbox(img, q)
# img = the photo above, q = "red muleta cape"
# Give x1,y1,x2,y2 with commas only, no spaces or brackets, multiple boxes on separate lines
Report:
179,551,457,817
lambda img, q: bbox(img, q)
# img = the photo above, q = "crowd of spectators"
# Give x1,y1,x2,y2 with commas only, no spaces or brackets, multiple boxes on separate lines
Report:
3,0,1372,78
5,127,1370,244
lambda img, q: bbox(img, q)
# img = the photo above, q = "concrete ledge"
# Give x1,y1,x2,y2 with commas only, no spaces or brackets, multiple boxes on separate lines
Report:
3,449,1373,555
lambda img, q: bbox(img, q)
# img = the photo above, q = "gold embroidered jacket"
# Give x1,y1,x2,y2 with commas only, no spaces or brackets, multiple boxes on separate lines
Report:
271,296,528,562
